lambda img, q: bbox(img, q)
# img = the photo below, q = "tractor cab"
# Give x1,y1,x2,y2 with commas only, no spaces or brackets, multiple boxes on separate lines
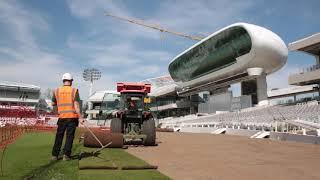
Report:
123,94,143,111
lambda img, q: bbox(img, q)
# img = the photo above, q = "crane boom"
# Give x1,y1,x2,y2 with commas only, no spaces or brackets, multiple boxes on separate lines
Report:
105,12,204,41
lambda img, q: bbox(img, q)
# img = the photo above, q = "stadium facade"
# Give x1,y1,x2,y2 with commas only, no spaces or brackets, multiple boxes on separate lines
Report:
82,28,320,138
145,23,289,118
85,91,120,123
0,81,41,108
142,75,199,118
288,33,320,86
146,32,320,120
158,32,320,137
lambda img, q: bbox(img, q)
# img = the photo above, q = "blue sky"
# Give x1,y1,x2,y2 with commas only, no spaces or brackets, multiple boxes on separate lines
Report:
0,0,319,99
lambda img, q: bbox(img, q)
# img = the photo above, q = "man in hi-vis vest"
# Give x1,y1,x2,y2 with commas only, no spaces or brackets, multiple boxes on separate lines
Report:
51,73,83,161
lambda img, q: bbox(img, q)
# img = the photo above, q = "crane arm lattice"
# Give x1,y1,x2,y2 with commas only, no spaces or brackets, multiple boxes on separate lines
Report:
105,12,204,41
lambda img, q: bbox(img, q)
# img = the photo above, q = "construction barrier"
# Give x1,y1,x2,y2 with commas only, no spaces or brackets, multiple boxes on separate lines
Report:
0,125,24,149
0,103,60,148
0,124,56,149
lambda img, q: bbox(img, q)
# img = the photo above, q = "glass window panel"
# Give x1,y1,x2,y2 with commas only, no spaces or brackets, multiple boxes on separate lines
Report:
169,26,252,82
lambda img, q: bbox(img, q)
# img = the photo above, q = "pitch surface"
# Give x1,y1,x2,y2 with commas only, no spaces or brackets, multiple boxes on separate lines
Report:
127,132,320,180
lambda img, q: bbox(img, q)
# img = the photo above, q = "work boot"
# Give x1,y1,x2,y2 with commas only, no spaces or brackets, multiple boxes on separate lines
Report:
63,155,71,161
51,156,58,161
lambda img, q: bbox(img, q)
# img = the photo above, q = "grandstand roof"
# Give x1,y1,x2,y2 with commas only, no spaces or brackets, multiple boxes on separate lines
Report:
141,75,175,88
268,85,316,98
0,81,40,91
149,83,178,97
87,91,120,102
0,97,39,103
288,33,320,55
141,75,178,97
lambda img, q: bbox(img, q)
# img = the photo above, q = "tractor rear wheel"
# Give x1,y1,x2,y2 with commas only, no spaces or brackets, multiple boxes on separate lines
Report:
110,118,122,133
142,118,156,146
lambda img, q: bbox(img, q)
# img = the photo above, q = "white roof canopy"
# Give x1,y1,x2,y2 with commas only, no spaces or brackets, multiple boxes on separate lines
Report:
288,33,320,55
0,81,40,91
87,91,119,102
268,85,316,98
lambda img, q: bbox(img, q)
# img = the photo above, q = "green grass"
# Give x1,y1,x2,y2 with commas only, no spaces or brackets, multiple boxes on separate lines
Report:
79,147,153,168
0,132,79,180
78,148,168,180
79,170,169,180
0,131,170,180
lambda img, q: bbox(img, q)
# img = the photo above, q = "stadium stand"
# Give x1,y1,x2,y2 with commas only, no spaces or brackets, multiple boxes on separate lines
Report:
159,101,320,133
0,81,56,127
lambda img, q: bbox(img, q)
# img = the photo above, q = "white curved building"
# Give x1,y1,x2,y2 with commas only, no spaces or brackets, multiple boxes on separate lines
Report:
169,22,287,88
168,22,288,105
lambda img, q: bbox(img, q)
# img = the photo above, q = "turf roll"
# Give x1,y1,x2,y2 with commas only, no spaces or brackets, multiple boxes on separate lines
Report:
121,165,158,170
78,152,118,170
83,130,123,148
79,166,118,170
156,128,174,132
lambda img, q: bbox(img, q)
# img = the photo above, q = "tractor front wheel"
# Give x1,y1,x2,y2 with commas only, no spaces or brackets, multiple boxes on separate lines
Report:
142,118,156,146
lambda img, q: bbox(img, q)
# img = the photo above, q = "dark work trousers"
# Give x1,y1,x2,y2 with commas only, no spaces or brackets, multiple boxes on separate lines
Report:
52,118,78,157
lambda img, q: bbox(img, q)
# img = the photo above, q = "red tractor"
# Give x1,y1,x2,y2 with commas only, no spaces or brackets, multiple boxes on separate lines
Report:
110,83,156,146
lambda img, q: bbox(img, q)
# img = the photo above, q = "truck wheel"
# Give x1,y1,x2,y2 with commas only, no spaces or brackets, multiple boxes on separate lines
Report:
142,118,156,146
111,118,122,133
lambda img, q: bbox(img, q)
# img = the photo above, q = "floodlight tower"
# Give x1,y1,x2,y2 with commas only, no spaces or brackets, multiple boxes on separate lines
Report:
83,68,101,97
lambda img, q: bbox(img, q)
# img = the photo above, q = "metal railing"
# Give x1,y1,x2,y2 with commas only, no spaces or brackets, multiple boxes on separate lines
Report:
296,64,320,74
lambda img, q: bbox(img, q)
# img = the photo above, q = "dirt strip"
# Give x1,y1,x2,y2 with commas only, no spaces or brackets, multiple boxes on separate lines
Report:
127,132,320,180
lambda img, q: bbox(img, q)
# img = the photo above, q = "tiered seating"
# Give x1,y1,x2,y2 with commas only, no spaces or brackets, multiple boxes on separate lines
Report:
0,104,39,126
160,101,320,129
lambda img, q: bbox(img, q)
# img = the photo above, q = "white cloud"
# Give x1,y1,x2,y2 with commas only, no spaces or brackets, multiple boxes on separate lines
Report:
0,1,49,49
65,0,257,81
89,43,173,68
67,0,163,40
151,0,255,34
67,35,173,67
0,1,79,96
67,0,128,18
65,0,271,98
135,50,172,62
65,0,319,98
124,65,161,78
89,43,140,67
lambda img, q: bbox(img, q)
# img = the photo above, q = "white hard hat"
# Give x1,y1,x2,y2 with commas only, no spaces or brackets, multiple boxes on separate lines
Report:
62,73,73,81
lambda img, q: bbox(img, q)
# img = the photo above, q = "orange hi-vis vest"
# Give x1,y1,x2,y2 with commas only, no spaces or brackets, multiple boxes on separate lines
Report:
54,86,79,119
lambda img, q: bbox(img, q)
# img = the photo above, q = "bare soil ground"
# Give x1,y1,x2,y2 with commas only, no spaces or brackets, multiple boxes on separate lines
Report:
127,132,320,180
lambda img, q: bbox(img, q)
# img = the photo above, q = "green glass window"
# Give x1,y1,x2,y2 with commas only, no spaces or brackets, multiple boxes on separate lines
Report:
169,26,252,82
